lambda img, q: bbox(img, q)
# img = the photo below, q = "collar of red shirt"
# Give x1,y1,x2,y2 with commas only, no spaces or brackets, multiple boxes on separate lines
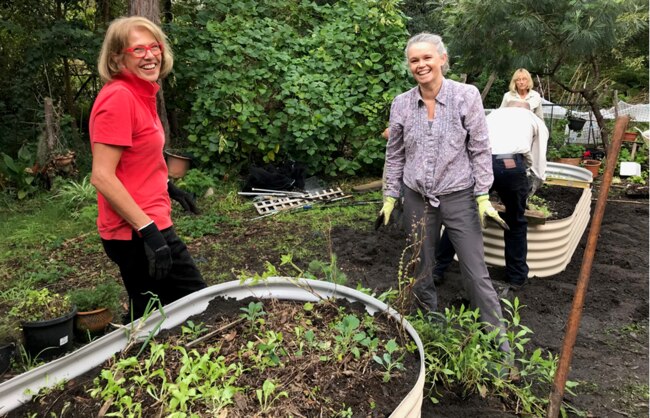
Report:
113,70,160,97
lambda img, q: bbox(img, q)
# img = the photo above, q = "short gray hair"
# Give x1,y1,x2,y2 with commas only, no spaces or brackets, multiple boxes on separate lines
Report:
404,33,450,75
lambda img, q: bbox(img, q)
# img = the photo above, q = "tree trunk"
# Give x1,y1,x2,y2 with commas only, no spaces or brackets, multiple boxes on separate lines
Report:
162,0,173,23
128,0,160,22
95,0,112,27
44,98,58,160
580,88,608,150
129,0,171,146
480,71,497,102
62,57,74,117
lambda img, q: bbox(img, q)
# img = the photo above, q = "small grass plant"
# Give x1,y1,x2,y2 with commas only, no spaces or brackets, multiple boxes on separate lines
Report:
49,175,96,210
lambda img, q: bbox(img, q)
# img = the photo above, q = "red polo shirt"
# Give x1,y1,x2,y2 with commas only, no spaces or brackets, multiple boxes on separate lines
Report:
89,71,172,240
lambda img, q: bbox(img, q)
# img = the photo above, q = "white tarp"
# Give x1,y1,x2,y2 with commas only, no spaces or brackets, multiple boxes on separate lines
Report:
541,99,650,122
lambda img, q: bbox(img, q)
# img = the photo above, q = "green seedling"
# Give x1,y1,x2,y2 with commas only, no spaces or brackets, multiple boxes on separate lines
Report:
91,343,242,416
181,320,208,340
256,379,288,413
239,301,266,332
335,405,354,417
332,313,373,360
373,339,406,382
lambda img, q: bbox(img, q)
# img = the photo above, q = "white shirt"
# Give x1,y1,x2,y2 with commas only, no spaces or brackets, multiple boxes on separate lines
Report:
486,107,549,180
500,90,544,120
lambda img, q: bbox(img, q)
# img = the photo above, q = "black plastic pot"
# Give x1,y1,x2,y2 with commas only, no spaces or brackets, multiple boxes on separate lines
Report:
567,116,586,131
21,307,77,360
0,343,15,374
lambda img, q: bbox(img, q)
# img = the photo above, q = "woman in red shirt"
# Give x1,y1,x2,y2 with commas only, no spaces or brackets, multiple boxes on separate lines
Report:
90,16,206,320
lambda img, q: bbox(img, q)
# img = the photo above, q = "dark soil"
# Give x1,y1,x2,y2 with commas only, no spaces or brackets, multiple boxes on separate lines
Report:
2,182,648,417
8,297,420,417
330,183,649,417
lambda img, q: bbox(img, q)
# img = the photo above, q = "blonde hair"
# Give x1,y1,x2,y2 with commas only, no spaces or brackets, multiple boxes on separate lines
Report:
404,32,450,75
97,16,174,84
509,68,534,93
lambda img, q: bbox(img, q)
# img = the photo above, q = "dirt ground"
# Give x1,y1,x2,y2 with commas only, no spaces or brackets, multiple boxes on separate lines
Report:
326,183,649,417
2,180,648,417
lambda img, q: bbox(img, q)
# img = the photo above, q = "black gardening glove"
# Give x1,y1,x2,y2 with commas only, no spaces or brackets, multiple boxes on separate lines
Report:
168,181,200,214
139,222,172,280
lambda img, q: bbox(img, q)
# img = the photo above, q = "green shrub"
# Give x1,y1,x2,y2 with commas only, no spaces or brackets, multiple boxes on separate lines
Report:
168,0,410,177
68,281,123,313
0,145,39,199
175,169,216,197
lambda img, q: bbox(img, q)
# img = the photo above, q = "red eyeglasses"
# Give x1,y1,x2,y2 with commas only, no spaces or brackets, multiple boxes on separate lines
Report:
123,43,164,58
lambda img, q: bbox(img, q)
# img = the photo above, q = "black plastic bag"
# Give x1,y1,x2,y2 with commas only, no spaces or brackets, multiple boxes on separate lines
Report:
242,161,306,192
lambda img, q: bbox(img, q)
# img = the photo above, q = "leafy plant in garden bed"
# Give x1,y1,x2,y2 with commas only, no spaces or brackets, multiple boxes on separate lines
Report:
411,298,579,416
10,291,421,416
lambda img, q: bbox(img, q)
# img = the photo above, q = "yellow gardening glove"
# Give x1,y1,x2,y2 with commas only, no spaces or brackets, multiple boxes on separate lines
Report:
376,196,397,227
476,194,509,230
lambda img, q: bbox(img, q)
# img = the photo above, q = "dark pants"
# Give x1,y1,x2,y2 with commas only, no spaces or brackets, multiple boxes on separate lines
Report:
434,156,530,286
491,154,529,285
401,186,507,342
433,229,455,278
102,227,207,320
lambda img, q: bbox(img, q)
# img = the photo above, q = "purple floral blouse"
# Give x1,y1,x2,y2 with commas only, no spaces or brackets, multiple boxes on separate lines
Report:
384,78,493,207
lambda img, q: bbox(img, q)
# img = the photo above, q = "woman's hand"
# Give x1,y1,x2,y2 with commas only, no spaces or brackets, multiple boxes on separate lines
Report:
376,196,397,228
476,195,509,230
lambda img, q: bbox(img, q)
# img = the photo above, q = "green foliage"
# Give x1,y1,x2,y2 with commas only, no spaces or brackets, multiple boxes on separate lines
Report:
173,212,229,238
628,175,646,185
0,1,102,160
91,343,242,416
175,169,216,197
372,338,406,382
527,195,552,218
168,0,410,177
50,175,96,210
181,320,209,340
305,254,348,285
0,145,39,199
67,281,122,313
256,379,288,413
410,297,578,415
8,288,73,322
558,143,586,158
547,147,562,161
240,301,266,332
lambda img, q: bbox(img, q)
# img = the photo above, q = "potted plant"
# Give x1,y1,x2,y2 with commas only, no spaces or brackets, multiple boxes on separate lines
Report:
566,110,586,132
557,143,586,166
581,150,602,178
623,131,637,142
68,281,123,339
8,289,76,360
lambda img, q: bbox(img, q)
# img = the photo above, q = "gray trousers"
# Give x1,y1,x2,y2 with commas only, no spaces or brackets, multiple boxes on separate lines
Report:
402,186,509,350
